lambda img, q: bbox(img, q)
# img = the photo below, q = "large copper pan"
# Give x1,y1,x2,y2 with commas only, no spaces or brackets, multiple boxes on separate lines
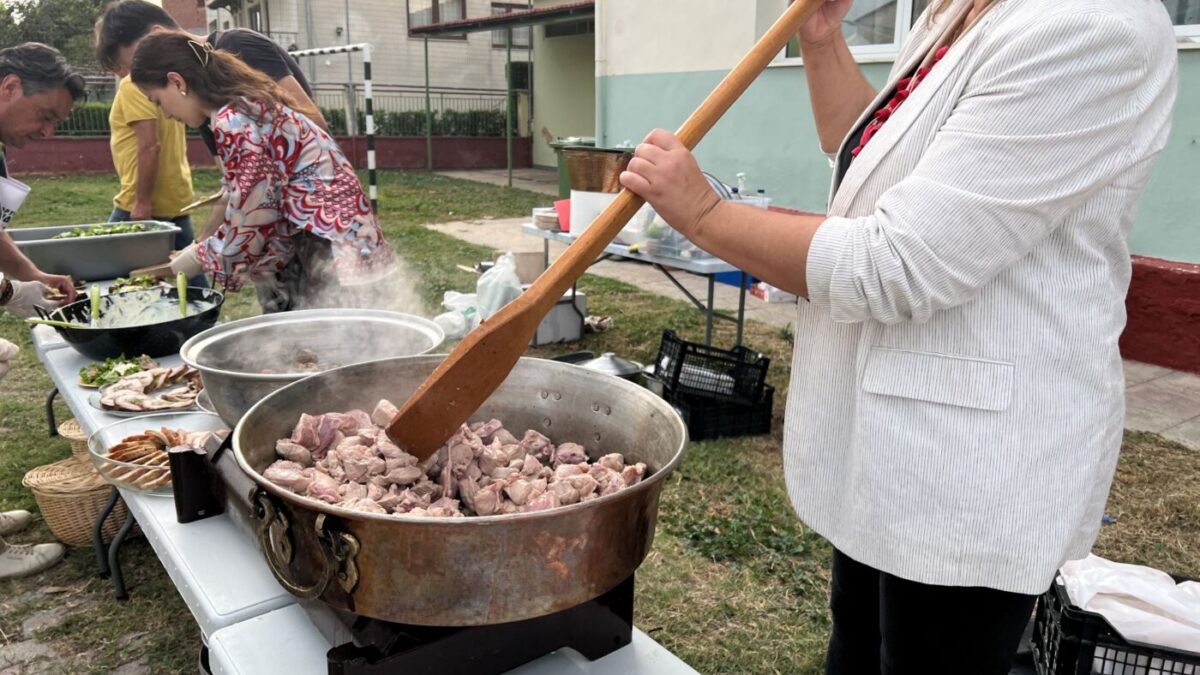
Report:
233,355,688,626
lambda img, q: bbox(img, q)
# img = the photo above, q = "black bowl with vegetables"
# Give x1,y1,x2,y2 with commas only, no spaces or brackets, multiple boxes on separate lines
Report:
38,286,224,360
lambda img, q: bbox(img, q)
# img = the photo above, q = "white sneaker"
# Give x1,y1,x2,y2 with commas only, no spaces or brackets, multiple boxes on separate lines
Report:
0,539,65,580
0,509,33,536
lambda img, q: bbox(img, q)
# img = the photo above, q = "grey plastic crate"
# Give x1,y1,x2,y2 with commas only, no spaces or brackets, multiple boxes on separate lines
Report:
9,221,180,281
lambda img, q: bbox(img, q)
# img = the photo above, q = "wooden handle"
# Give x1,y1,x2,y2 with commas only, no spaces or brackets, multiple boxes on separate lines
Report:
386,0,825,459
527,0,824,319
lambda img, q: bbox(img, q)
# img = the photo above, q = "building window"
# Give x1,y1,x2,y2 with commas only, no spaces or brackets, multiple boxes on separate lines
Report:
408,0,468,38
780,0,917,61
491,3,531,49
1167,0,1200,39
247,4,263,33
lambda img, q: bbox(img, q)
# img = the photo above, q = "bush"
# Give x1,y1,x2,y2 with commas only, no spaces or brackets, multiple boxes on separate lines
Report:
58,101,111,136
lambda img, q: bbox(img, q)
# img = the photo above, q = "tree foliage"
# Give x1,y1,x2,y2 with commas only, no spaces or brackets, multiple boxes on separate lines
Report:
0,0,109,72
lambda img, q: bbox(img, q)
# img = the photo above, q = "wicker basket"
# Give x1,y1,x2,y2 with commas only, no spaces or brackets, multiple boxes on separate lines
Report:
22,458,131,547
57,418,89,465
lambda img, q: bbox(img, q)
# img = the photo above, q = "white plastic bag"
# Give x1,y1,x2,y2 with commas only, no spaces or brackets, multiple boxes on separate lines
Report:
1059,555,1200,674
476,252,522,320
434,291,480,339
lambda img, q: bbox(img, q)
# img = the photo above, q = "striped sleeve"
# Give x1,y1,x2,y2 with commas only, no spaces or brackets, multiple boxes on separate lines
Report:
807,12,1157,325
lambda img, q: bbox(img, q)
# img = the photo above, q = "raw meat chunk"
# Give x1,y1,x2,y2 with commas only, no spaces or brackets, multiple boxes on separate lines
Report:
275,439,312,467
621,463,647,487
341,497,386,514
291,413,320,449
275,402,654,518
338,482,367,500
306,472,340,504
371,399,398,428
340,409,373,433
554,442,588,465
519,430,553,461
523,491,560,512
597,453,625,472
264,460,311,493
383,464,423,487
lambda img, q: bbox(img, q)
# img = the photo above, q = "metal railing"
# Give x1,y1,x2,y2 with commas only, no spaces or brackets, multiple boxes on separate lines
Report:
52,84,518,138
315,84,517,137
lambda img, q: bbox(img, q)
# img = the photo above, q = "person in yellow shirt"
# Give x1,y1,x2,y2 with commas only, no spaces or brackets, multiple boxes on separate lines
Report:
107,74,196,255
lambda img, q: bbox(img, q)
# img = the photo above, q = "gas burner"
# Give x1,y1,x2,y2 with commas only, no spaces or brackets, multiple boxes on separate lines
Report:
327,575,635,675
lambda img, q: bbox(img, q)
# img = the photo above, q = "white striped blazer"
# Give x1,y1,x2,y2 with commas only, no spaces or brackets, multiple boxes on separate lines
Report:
786,0,1179,593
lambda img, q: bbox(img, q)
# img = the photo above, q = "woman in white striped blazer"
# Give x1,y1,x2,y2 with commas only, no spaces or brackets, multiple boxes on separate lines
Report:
620,0,1178,672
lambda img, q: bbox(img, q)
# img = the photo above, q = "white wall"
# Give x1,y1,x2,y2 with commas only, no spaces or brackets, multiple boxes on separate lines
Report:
598,0,769,77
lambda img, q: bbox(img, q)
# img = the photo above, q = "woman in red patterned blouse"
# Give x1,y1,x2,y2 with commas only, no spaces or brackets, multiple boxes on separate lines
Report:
130,31,395,312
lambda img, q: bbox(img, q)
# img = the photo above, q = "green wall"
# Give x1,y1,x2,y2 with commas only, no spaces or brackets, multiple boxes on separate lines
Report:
598,51,1200,263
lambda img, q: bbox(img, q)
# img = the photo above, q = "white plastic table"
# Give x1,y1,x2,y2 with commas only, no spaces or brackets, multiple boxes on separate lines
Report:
208,604,699,675
36,343,298,638
31,328,699,673
522,223,748,346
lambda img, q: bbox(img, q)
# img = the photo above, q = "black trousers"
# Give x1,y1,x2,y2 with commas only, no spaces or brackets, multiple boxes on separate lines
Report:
825,548,1038,675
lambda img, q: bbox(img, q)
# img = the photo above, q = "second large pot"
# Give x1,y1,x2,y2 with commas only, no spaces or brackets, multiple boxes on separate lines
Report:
181,309,443,425
233,355,688,626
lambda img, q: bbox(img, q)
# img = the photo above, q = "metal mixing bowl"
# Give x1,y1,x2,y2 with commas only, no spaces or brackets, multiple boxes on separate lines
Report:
180,309,443,425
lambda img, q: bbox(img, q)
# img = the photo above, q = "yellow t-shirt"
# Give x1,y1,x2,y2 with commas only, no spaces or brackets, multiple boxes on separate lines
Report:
109,76,194,217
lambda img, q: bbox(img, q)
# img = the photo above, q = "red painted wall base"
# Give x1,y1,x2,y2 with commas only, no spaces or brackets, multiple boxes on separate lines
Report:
1122,255,1200,375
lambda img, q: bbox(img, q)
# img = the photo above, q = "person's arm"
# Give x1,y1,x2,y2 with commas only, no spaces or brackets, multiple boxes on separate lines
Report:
623,12,1172,324
186,112,289,290
0,231,76,301
130,119,160,221
619,130,824,297
195,194,228,241
277,76,328,132
795,0,876,154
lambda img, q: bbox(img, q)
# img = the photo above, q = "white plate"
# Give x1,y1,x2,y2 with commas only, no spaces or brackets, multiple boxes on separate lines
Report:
88,389,197,417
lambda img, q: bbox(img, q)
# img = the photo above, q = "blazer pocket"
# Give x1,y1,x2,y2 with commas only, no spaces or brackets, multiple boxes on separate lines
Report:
861,348,1014,412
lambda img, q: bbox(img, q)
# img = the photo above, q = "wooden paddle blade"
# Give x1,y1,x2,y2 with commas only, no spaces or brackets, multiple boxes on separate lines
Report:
387,294,540,460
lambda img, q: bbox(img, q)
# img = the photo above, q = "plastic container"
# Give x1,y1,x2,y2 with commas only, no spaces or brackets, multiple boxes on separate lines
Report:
88,412,229,497
654,329,770,405
666,384,774,441
1031,572,1200,675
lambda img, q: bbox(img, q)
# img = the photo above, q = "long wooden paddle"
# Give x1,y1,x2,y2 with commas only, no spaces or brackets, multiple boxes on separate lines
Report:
389,0,826,459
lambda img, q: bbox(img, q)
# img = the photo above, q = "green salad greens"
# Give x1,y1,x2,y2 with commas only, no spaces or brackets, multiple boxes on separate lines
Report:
52,223,153,239
109,275,161,294
78,355,159,387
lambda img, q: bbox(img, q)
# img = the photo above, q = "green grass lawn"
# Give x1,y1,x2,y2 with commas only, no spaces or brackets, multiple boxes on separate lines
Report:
1,170,1197,674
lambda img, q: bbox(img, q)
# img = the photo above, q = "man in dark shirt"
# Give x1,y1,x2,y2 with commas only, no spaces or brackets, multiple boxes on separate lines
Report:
95,0,329,235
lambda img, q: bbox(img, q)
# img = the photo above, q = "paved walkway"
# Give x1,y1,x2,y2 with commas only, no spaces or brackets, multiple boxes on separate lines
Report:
429,209,1200,450
437,168,559,197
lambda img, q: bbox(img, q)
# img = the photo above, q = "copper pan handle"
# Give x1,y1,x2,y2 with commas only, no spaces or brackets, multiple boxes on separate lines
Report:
253,490,336,599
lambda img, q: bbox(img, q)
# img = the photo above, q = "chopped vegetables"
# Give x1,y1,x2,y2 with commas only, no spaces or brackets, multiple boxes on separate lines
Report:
109,276,161,294
79,355,159,388
51,223,153,239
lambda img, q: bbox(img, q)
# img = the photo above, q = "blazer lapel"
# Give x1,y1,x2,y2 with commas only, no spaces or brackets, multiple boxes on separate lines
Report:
829,0,1001,215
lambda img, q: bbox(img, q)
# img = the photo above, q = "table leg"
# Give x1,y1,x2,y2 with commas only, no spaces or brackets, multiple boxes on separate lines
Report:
108,511,137,601
706,276,715,346
93,486,121,578
542,239,549,270
45,387,59,437
737,272,747,347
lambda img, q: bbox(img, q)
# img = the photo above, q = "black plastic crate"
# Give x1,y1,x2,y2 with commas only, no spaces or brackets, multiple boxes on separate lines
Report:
654,330,769,405
667,384,774,441
1032,571,1200,675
